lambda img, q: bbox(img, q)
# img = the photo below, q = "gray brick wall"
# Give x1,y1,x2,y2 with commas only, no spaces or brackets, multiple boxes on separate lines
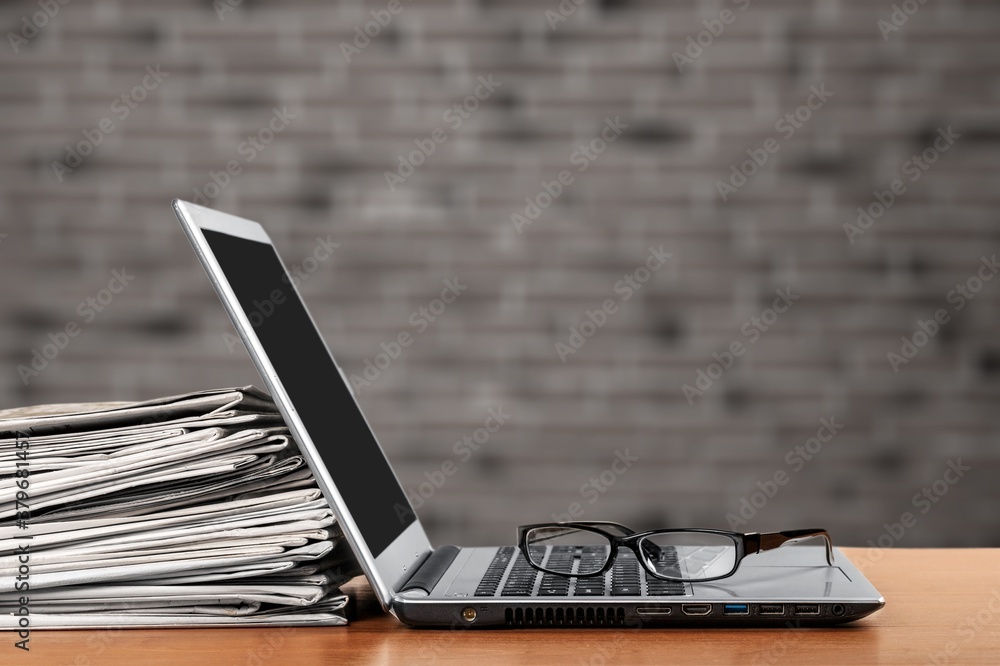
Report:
1,0,998,549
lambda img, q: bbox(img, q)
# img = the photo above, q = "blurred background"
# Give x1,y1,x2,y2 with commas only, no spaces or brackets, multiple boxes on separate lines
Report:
1,0,998,549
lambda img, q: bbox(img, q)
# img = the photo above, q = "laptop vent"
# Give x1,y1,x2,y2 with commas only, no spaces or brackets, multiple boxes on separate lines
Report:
504,606,626,627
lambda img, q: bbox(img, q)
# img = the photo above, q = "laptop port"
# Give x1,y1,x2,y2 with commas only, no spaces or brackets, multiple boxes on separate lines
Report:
832,604,846,616
793,604,820,616
636,605,672,617
723,604,749,616
681,604,712,616
758,604,784,616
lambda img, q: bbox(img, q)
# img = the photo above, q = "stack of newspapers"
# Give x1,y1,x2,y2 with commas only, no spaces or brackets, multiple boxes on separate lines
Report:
0,386,357,628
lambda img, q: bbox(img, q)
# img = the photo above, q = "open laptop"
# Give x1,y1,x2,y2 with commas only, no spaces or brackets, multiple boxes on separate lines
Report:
172,199,884,628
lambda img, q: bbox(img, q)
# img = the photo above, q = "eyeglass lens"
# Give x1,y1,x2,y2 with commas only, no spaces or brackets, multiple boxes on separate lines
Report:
523,526,611,576
638,532,738,580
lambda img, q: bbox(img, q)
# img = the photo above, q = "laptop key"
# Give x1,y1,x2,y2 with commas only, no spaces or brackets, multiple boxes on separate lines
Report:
475,547,518,596
645,569,685,596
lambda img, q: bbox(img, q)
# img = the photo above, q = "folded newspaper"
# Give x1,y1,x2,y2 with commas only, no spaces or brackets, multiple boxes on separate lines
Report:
0,386,359,628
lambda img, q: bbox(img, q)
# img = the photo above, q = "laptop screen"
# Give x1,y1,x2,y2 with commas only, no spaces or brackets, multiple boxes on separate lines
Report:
202,229,416,557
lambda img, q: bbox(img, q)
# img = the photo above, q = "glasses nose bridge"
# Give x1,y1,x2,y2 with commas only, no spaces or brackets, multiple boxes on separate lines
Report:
612,534,650,564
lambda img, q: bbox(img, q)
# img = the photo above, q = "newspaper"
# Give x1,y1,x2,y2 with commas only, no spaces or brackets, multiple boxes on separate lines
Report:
0,387,357,629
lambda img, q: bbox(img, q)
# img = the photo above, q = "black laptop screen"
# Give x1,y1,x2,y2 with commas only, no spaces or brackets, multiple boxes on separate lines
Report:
202,229,416,556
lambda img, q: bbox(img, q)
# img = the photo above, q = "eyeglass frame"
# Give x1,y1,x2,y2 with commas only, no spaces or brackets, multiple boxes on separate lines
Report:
516,521,835,582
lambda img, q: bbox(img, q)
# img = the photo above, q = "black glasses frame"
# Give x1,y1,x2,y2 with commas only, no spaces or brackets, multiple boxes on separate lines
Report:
516,521,834,582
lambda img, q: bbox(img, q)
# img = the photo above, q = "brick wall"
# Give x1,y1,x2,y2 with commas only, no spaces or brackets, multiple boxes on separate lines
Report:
1,0,998,548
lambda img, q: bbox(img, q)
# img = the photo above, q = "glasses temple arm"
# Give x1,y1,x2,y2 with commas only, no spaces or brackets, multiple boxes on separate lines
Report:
529,533,569,546
522,522,638,547
746,529,834,565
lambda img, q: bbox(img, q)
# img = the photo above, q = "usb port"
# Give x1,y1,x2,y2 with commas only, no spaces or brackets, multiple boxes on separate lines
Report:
758,604,784,616
723,604,749,616
793,604,820,616
681,604,711,616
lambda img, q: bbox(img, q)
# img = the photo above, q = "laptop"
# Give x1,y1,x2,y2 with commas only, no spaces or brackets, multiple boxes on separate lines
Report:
172,199,885,628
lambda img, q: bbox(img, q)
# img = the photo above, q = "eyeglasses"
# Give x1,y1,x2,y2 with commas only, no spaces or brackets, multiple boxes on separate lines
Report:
517,521,834,582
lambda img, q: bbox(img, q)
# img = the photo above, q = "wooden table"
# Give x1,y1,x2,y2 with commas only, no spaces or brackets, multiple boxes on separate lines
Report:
13,549,1000,665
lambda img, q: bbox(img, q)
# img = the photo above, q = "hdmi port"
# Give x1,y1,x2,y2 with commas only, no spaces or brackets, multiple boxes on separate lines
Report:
681,604,712,616
793,604,820,616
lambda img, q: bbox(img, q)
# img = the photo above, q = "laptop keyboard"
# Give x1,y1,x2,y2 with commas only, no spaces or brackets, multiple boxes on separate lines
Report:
475,546,685,597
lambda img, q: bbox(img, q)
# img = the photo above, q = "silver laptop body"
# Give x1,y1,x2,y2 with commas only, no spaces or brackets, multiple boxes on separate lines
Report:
173,199,884,628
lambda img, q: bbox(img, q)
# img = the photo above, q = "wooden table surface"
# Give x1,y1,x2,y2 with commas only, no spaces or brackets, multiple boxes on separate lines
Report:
11,548,1000,665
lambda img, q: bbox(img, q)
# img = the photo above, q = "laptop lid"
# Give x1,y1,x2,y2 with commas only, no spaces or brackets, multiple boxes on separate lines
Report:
172,199,431,609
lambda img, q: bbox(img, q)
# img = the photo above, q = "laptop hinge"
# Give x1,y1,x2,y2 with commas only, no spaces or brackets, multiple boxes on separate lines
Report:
398,545,460,594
